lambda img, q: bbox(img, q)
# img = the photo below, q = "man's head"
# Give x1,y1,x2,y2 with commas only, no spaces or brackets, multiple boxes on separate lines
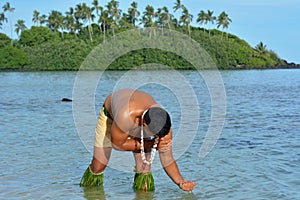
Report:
143,107,171,138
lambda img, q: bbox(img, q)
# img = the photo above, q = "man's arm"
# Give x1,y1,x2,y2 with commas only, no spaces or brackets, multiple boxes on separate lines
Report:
110,122,154,151
158,129,196,192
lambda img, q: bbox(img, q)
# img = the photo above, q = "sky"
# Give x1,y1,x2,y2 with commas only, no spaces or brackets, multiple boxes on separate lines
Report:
1,0,299,63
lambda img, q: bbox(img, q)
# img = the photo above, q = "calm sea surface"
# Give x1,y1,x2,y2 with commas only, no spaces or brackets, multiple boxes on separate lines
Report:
0,70,299,200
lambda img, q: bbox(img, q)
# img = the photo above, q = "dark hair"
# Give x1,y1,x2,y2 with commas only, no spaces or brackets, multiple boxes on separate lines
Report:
143,107,171,138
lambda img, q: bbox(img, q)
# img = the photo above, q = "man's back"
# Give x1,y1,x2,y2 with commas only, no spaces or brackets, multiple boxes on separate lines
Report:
105,89,156,119
104,89,157,132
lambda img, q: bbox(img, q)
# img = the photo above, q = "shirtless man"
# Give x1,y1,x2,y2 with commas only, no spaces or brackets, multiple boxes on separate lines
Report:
80,89,196,192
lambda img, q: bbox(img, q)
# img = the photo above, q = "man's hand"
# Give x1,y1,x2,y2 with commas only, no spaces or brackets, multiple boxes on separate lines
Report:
157,136,172,152
178,180,196,192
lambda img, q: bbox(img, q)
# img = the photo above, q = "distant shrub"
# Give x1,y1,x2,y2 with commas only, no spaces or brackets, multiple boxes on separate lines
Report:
0,33,11,48
0,46,29,69
23,39,92,70
19,26,60,47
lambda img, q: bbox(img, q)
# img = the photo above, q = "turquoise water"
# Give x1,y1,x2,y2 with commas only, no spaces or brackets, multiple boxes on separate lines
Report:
0,70,299,199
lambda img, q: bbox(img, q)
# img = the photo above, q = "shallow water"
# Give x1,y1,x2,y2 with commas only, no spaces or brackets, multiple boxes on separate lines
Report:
0,69,299,199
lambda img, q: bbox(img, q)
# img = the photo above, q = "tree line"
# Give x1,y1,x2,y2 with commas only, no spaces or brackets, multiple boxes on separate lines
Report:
0,0,232,42
0,0,286,70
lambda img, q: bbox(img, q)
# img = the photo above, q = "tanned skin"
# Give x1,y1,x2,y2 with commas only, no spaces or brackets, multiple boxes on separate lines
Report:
91,89,196,191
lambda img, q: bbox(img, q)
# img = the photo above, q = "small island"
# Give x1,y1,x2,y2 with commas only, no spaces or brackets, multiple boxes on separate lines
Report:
0,0,298,71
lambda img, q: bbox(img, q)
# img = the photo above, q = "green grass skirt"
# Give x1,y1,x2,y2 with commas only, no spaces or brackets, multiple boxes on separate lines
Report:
133,172,155,192
80,165,104,187
80,165,154,191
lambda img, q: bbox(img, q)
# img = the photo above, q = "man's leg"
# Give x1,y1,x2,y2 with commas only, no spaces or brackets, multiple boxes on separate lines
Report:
132,152,155,191
133,152,151,173
80,147,112,187
90,106,113,172
80,107,112,187
91,146,112,173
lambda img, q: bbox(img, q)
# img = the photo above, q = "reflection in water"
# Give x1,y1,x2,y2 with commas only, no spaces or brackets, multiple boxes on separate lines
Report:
83,186,197,200
133,190,154,200
83,186,106,200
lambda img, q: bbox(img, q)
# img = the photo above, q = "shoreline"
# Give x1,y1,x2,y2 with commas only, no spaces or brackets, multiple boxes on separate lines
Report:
1,64,299,72
234,63,300,70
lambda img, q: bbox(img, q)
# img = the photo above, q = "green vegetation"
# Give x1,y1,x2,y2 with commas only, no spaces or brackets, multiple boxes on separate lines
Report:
0,46,28,69
0,0,289,71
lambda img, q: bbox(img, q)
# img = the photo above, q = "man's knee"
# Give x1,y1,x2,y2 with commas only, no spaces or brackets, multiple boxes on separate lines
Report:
91,157,107,173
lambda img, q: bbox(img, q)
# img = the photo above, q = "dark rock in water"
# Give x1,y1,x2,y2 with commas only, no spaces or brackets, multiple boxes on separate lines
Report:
61,98,72,102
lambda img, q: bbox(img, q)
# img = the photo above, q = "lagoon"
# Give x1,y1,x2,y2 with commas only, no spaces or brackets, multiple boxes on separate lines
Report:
0,69,299,199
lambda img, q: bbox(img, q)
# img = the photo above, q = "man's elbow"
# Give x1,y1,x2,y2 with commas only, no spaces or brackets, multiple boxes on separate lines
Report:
112,143,124,151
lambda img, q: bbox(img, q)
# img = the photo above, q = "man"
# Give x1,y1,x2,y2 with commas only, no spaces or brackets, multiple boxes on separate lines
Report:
80,89,196,192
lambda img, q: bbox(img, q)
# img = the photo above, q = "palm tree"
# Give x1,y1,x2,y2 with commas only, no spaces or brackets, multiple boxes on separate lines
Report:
119,13,131,29
111,0,121,25
75,3,95,42
142,5,155,27
32,10,40,26
98,6,109,41
40,14,47,26
217,11,232,39
173,0,183,28
156,7,169,34
106,2,114,37
59,17,66,39
47,10,66,39
173,0,183,13
47,10,63,32
92,0,100,16
65,7,78,39
171,18,179,29
180,6,193,36
197,10,208,33
0,12,7,30
66,7,74,17
65,15,77,39
14,19,27,37
255,41,267,55
156,8,163,28
92,0,102,31
84,3,95,42
128,1,140,27
142,5,156,37
156,7,173,33
206,10,216,37
162,6,173,30
106,0,121,39
2,2,15,44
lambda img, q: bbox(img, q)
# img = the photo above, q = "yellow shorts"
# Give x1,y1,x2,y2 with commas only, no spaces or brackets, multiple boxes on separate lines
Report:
94,107,113,148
